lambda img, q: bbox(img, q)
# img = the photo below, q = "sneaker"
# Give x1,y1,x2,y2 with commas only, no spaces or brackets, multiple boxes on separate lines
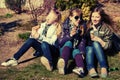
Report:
72,67,85,78
101,68,108,78
40,56,53,71
1,58,18,67
89,68,99,78
57,58,65,75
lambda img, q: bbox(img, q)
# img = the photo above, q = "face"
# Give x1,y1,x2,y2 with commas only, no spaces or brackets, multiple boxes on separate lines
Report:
69,12,81,26
46,10,58,25
91,12,101,26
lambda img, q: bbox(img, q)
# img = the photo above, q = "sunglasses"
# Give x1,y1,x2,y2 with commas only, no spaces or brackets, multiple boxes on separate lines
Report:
74,16,81,20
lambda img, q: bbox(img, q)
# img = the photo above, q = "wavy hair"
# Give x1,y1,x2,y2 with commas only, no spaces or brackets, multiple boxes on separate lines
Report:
87,7,114,32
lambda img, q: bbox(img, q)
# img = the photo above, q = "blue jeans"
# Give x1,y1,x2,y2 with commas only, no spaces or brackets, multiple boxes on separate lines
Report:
86,42,107,70
14,38,56,63
60,41,82,59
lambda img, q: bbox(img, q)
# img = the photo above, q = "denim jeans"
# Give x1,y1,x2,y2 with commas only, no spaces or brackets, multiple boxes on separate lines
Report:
14,38,57,63
86,42,107,70
41,42,59,63
60,41,82,59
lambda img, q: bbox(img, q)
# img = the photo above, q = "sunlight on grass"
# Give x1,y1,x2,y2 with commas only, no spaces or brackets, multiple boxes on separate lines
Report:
0,54,120,80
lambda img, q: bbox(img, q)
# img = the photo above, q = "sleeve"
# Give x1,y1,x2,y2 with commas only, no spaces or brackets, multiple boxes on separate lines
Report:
29,25,41,39
58,22,70,47
103,27,113,50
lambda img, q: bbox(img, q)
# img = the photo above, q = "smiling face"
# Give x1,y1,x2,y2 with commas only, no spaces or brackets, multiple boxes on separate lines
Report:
91,12,101,26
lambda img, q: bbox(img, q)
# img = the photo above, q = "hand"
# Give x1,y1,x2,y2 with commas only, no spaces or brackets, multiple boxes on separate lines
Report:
90,34,106,47
31,25,40,38
70,27,77,36
90,34,100,42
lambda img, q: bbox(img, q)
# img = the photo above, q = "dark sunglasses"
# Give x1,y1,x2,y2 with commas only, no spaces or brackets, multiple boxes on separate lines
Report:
74,16,81,20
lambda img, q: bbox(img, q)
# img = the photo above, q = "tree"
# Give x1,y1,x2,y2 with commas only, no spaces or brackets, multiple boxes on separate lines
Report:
5,0,26,14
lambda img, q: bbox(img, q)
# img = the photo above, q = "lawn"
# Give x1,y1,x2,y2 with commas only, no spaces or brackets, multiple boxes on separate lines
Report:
0,52,120,80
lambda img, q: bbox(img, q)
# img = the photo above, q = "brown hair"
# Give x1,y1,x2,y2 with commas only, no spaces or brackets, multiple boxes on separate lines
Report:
89,7,113,25
87,7,114,32
69,8,82,16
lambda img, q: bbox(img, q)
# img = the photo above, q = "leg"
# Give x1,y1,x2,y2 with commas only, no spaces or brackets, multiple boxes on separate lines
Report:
1,38,42,66
72,49,84,68
72,49,85,77
58,41,72,74
92,42,107,68
40,42,53,71
86,46,95,70
14,38,42,60
86,46,98,78
92,42,108,78
60,41,72,64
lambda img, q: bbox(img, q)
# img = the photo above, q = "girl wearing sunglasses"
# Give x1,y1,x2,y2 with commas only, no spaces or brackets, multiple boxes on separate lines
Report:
57,8,86,77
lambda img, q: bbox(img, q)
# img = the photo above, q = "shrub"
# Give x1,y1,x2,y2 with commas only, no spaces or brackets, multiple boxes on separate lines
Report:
55,0,97,21
55,0,97,11
5,0,26,14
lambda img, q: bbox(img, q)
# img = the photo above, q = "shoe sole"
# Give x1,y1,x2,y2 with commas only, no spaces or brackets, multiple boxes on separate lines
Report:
40,57,52,71
89,73,99,78
72,69,85,78
72,69,80,75
1,62,18,67
57,59,65,75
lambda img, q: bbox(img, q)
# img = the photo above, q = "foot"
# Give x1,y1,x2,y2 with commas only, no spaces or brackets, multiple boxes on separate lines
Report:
101,67,108,78
40,56,53,71
57,58,65,75
1,58,18,67
72,67,85,78
89,68,99,78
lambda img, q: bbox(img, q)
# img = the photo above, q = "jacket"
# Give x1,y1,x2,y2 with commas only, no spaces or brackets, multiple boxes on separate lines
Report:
58,18,86,53
86,22,113,50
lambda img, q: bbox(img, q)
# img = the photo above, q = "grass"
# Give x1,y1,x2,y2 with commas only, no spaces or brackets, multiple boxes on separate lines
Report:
18,32,31,41
0,13,13,19
0,53,120,80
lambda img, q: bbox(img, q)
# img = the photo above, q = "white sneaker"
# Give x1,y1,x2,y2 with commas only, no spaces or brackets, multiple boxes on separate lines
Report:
40,56,53,71
1,58,18,67
57,58,65,75
72,67,85,77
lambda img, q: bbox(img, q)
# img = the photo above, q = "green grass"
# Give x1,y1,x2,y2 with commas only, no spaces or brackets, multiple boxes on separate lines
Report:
18,32,31,41
0,53,120,80
0,13,13,19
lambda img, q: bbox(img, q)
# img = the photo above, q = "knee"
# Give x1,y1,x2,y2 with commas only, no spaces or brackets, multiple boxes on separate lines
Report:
72,49,80,58
92,42,101,48
64,41,72,48
41,42,49,49
26,38,36,44
86,46,94,55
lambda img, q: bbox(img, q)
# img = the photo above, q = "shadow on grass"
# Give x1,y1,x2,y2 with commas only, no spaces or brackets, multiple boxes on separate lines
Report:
103,33,120,57
18,56,38,65
0,19,22,34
